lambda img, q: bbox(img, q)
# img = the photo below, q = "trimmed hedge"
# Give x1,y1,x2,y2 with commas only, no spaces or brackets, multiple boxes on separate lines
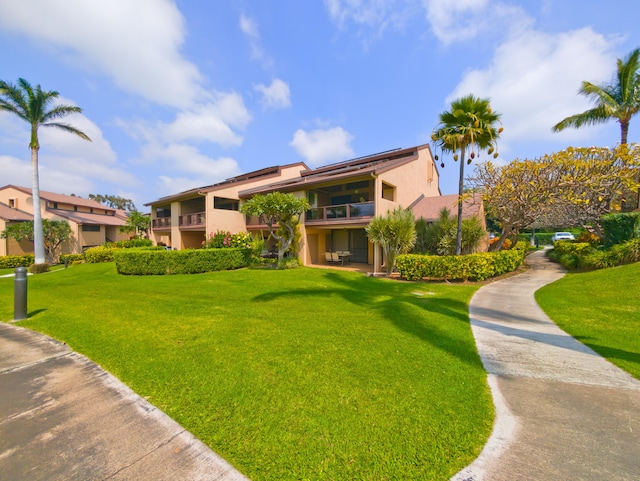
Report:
601,212,640,246
105,239,154,249
84,246,117,263
548,238,640,270
59,253,84,264
396,242,527,281
0,255,35,269
114,248,251,275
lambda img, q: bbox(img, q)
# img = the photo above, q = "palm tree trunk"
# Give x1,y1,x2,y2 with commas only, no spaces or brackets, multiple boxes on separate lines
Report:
31,147,46,265
621,120,629,145
455,146,465,255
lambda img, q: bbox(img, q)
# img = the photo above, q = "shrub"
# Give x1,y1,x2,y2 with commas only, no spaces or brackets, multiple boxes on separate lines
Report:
576,231,601,246
601,212,640,246
114,248,251,275
105,239,154,249
84,246,118,263
0,255,35,269
29,263,50,274
59,253,84,264
396,242,526,281
203,231,252,249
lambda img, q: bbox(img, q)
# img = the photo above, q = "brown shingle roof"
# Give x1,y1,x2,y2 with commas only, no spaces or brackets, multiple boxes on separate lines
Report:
51,210,126,226
410,193,484,221
0,202,33,221
1,185,117,212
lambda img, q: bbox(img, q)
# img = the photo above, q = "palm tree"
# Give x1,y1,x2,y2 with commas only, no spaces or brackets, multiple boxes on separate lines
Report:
432,94,502,255
366,206,416,275
553,48,640,145
0,78,91,265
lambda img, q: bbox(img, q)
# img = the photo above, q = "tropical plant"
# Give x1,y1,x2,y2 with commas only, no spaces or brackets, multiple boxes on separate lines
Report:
240,192,309,267
366,206,416,275
1,219,72,264
119,210,151,238
415,208,487,255
553,48,640,145
0,78,91,265
432,94,502,255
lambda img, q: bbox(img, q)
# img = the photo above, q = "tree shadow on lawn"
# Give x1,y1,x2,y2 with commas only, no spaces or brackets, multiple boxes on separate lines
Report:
252,271,482,368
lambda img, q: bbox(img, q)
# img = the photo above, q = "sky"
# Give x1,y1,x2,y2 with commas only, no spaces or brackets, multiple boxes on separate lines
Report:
1,0,639,210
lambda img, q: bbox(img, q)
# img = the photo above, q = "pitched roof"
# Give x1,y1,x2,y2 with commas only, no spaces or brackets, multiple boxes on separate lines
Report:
0,202,33,221
51,210,126,226
238,144,430,197
1,185,117,212
410,193,484,221
144,162,310,206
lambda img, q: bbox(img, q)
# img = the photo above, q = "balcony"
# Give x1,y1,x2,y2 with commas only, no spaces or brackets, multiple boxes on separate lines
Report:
306,201,374,225
151,211,206,230
152,217,171,229
179,211,205,228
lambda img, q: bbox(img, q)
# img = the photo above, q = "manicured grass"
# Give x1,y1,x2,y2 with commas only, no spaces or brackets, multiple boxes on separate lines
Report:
0,263,492,480
536,262,640,380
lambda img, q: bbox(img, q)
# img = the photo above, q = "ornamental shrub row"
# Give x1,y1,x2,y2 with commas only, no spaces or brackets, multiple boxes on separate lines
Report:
549,238,640,270
105,239,154,249
396,242,527,282
0,255,35,269
114,248,251,275
601,212,640,247
59,254,84,263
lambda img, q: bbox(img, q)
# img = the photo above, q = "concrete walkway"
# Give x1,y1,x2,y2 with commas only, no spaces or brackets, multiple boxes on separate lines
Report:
452,250,640,481
0,322,249,481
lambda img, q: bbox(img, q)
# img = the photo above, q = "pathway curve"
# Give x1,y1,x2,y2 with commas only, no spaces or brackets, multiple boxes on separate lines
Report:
452,249,640,481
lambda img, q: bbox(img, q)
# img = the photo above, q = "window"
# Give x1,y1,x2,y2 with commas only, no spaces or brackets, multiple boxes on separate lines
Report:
382,182,395,201
156,207,171,218
82,224,100,232
214,197,239,211
8,198,16,208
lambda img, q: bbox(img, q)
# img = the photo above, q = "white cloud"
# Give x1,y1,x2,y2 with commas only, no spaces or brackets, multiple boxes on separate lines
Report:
0,0,205,109
448,27,618,153
324,0,417,35
239,13,272,67
255,79,292,110
290,127,354,166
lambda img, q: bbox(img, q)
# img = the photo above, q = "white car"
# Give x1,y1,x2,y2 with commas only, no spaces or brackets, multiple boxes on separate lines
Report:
552,232,575,241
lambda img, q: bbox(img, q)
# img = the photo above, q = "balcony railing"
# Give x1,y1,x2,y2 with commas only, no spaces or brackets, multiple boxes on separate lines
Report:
152,212,206,229
306,201,374,223
152,217,171,229
179,212,205,227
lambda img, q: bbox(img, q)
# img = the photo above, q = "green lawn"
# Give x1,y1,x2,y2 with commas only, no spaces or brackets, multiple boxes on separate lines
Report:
0,263,493,481
536,262,640,380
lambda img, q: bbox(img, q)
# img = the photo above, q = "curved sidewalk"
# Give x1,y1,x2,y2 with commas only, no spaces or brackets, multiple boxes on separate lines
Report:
453,250,640,481
0,322,249,481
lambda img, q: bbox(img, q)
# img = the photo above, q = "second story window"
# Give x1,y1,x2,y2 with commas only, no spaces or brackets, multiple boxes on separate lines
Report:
214,197,239,211
382,182,395,201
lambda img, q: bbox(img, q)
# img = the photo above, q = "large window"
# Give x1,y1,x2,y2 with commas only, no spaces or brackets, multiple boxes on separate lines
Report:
81,224,100,232
156,207,171,218
214,197,239,211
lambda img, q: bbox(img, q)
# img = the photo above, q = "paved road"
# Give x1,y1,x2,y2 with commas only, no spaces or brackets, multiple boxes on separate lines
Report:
0,322,249,481
452,250,640,481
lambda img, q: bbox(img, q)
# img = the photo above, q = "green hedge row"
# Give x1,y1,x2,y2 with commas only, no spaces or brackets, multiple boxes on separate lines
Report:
549,238,640,270
84,245,165,263
396,243,527,281
517,233,556,245
59,253,84,263
105,239,154,249
0,255,35,269
114,248,251,275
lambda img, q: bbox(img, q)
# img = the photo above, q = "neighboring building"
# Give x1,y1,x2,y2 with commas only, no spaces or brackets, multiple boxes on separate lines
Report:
410,192,489,252
147,144,443,273
0,185,129,257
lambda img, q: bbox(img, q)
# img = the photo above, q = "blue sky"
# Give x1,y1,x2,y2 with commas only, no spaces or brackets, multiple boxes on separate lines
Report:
1,0,639,209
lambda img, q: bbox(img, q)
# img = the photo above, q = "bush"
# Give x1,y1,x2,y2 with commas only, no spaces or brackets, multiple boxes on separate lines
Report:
396,242,526,281
114,248,251,275
59,253,84,264
203,231,252,249
0,255,35,269
84,246,118,263
105,239,154,249
29,263,50,274
601,212,640,246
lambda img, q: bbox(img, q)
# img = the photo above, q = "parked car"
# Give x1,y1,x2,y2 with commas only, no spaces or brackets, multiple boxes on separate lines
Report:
552,232,575,241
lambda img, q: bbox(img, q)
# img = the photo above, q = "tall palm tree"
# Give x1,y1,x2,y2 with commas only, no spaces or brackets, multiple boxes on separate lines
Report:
553,48,640,144
432,94,502,255
0,78,91,265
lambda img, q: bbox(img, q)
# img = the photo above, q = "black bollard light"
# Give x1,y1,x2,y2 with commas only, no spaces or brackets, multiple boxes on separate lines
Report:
14,266,28,321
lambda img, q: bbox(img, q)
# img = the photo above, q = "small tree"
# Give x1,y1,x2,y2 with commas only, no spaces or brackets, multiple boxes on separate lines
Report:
415,208,486,255
366,207,416,275
119,210,150,238
240,192,310,267
1,219,72,264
